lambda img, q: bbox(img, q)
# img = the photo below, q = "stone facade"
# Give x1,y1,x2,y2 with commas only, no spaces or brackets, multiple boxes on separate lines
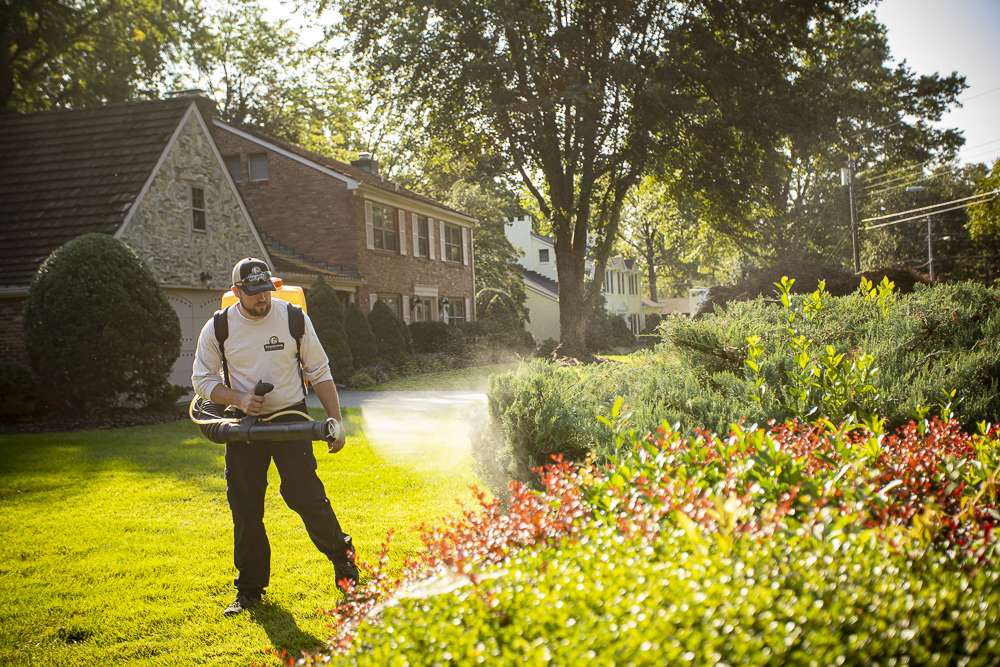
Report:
119,108,267,291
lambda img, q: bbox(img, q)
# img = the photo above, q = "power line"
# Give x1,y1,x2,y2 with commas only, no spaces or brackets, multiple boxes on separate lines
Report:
959,85,1000,104
862,194,997,231
862,189,998,224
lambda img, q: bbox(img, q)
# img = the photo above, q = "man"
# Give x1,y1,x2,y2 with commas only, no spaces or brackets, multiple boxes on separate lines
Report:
192,257,358,617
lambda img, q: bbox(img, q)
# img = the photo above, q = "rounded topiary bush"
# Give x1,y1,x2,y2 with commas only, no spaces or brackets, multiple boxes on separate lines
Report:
369,300,410,365
307,278,354,383
344,305,379,368
23,233,180,412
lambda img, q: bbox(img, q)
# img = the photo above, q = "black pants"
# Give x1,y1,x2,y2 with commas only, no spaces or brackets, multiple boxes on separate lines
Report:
223,407,352,594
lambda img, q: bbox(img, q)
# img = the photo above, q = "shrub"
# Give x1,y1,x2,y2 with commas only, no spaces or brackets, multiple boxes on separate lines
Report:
534,337,559,357
408,321,450,353
307,278,354,383
368,301,410,365
346,370,375,388
0,361,38,418
23,233,180,412
481,280,1000,492
311,417,1000,664
344,305,379,368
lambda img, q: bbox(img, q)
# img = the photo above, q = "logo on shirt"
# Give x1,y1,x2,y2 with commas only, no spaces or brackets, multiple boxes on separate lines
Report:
263,335,285,352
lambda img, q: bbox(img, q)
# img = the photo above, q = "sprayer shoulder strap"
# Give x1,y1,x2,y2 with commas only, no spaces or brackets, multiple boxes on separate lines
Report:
213,306,231,387
286,302,306,397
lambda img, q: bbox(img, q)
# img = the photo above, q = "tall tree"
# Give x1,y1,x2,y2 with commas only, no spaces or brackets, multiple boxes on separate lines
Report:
967,158,1000,241
337,0,870,357
663,11,965,266
1,0,198,112
618,176,739,301
183,0,360,157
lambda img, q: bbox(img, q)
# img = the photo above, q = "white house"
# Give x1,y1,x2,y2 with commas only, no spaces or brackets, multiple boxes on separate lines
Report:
504,214,646,341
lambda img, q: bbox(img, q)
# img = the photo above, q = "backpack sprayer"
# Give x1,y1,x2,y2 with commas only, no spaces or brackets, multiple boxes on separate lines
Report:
189,380,343,445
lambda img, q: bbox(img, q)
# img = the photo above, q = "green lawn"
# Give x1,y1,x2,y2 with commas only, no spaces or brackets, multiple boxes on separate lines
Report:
0,409,481,665
367,362,517,391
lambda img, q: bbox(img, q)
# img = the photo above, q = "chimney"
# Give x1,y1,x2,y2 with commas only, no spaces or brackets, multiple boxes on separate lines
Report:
167,88,216,121
351,151,379,175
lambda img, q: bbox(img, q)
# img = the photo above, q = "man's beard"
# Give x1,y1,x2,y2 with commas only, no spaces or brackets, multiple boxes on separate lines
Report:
243,300,271,317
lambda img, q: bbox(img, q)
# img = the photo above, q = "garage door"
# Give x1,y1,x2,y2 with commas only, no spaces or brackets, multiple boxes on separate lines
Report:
166,289,223,387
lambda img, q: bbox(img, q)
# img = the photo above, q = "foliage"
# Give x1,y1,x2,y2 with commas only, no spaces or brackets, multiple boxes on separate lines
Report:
339,0,872,356
534,338,559,358
458,319,532,351
584,293,636,352
967,158,1000,241
1,0,200,112
23,233,180,412
368,301,410,365
311,417,1000,664
0,361,38,418
344,305,379,368
182,0,360,158
346,370,376,389
408,322,450,354
306,278,354,383
479,280,1000,491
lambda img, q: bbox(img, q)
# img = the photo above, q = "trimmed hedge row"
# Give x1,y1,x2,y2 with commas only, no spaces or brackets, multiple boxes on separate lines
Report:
309,417,1000,664
477,281,1000,491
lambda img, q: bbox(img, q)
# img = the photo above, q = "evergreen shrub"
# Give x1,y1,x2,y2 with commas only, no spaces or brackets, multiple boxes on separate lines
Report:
408,321,450,353
478,280,1000,492
23,233,180,411
368,301,410,365
344,305,379,368
0,361,38,417
306,278,354,382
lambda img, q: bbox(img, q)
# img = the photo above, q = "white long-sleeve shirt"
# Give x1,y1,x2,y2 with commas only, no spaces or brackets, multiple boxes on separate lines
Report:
192,300,333,413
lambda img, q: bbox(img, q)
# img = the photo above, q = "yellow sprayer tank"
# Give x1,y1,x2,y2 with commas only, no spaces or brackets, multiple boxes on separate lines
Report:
220,282,308,313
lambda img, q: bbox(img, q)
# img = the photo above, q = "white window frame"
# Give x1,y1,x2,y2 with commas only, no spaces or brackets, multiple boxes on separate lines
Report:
444,223,463,263
416,216,430,257
372,202,399,252
539,248,549,263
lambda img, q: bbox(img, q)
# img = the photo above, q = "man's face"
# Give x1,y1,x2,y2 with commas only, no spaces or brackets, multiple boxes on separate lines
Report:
235,285,272,318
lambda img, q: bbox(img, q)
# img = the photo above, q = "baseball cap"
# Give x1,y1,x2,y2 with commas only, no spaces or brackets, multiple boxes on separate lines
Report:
231,258,277,295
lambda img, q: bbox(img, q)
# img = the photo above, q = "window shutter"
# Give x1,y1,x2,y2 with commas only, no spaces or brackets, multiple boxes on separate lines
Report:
365,201,374,249
465,297,472,322
428,218,436,260
402,295,411,323
461,227,470,266
368,293,378,312
439,220,446,260
398,209,407,255
411,216,420,256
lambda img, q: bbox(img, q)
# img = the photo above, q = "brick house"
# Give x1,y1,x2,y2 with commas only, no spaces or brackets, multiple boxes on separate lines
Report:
210,114,477,328
0,97,272,386
1,94,477,388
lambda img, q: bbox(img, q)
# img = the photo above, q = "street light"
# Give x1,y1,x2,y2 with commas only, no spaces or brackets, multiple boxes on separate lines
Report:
906,186,935,281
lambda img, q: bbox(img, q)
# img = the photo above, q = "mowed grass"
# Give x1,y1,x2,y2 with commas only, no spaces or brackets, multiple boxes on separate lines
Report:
0,408,481,665
368,362,517,391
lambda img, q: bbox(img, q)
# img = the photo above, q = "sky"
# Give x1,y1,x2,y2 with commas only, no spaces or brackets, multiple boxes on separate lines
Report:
875,0,1000,166
258,0,1000,166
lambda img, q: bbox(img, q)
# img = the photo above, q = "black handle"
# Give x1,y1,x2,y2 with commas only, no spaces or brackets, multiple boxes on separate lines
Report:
254,380,274,396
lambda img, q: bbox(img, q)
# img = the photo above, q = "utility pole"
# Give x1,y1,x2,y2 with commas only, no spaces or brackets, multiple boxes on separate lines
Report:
842,160,861,273
926,215,935,282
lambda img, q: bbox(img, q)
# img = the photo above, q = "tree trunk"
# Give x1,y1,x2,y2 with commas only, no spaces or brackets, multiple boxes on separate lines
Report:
644,233,659,302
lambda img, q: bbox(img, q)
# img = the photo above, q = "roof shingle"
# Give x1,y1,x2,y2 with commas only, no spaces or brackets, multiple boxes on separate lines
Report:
0,98,192,286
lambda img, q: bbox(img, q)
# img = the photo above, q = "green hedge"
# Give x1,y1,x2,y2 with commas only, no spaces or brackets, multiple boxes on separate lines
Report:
307,279,354,383
341,524,1000,665
23,233,180,411
369,300,410,365
478,281,1000,492
344,305,379,368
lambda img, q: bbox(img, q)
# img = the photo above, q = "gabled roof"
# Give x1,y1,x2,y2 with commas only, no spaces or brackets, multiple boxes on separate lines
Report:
0,98,192,286
522,268,559,296
259,231,362,281
213,119,474,222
